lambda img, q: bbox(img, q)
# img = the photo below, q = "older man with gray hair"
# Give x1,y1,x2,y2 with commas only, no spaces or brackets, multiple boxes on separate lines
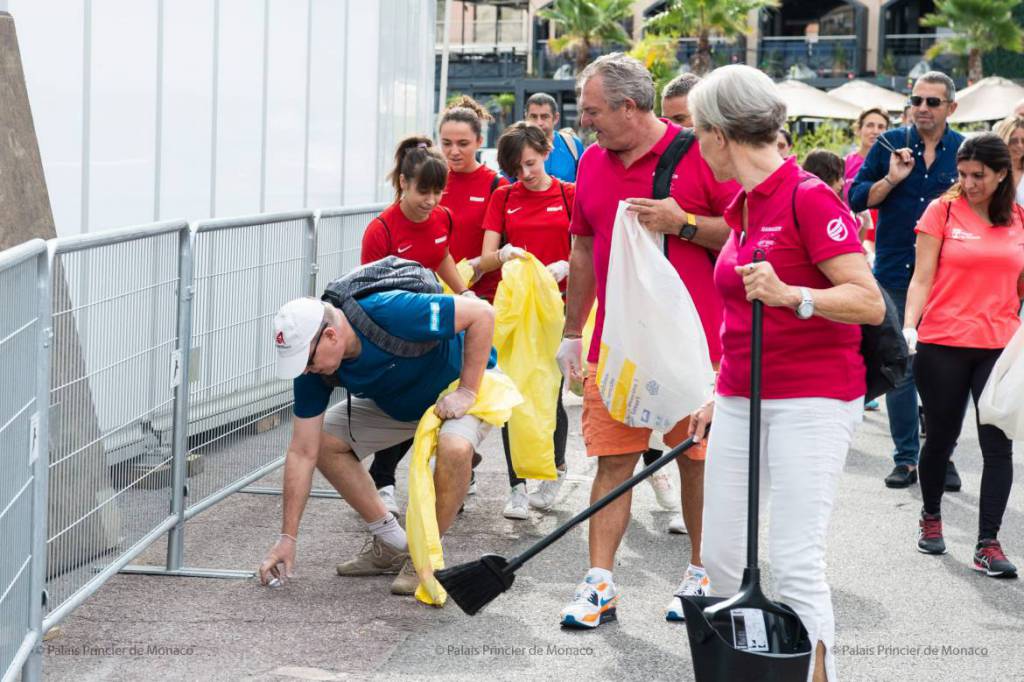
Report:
554,53,738,629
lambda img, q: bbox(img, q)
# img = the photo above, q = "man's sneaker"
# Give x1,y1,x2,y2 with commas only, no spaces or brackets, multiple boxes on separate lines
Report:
559,574,618,629
917,512,947,555
668,514,687,534
885,465,918,489
529,467,567,511
648,468,678,510
467,471,478,496
391,558,420,595
973,539,1018,578
503,483,530,520
378,485,400,515
665,568,711,622
945,460,962,492
336,536,408,576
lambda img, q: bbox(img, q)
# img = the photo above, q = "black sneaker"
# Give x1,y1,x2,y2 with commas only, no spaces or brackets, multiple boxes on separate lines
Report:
917,512,947,555
944,460,961,492
885,465,918,488
973,539,1018,578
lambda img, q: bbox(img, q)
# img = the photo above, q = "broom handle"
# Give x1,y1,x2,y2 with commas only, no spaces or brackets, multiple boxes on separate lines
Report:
504,436,697,574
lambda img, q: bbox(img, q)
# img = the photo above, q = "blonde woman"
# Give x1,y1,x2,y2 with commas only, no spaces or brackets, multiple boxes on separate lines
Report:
994,115,1024,205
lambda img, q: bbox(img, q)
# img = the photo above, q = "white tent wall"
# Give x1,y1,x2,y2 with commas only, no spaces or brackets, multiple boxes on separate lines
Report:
10,0,436,238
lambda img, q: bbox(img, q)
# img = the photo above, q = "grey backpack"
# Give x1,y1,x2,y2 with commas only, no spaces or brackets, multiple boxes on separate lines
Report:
320,256,444,357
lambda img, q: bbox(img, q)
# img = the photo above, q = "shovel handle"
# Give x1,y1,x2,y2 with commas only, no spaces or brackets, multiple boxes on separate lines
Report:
747,250,765,570
505,437,697,574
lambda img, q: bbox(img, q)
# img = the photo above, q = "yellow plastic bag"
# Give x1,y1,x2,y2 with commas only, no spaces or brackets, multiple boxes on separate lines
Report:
406,372,523,606
492,255,564,480
439,259,475,295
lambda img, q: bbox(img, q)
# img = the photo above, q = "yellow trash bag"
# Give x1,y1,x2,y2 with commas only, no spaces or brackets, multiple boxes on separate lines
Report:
439,259,475,295
406,372,523,606
492,255,564,480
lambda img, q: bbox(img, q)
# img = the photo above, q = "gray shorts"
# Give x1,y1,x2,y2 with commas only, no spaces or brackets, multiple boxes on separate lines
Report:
322,395,493,460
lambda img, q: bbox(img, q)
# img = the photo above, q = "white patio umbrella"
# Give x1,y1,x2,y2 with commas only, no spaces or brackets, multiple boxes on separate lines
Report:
828,80,908,114
950,76,1024,123
775,79,863,120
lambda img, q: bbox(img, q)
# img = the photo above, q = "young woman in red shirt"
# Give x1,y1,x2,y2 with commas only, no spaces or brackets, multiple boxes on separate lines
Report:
475,121,574,520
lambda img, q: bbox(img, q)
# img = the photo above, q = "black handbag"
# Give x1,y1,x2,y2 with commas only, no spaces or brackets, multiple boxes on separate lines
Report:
861,287,910,401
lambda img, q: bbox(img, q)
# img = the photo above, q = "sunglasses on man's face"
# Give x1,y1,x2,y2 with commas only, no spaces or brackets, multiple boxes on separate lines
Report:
909,96,948,108
305,322,328,372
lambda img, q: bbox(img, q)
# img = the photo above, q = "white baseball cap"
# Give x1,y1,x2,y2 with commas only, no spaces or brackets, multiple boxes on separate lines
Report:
273,297,327,380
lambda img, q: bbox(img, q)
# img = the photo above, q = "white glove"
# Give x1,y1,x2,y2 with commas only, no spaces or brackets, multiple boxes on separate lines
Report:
498,244,527,264
546,260,570,283
434,386,477,420
556,337,583,383
902,327,918,355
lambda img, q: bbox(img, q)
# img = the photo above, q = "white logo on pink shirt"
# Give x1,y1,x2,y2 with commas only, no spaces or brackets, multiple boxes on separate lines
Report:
826,218,848,242
950,227,980,241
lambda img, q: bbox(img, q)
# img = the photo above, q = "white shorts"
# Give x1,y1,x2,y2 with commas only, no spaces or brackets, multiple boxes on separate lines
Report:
322,395,492,460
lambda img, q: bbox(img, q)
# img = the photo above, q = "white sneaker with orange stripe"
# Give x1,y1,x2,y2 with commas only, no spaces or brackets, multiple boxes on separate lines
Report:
665,566,710,622
559,572,618,629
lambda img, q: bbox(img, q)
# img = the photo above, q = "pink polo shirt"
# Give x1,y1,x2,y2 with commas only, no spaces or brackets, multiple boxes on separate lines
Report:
570,120,739,364
715,158,866,400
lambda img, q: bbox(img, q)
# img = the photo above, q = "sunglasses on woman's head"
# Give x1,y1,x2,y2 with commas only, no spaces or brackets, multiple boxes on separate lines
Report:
909,96,948,108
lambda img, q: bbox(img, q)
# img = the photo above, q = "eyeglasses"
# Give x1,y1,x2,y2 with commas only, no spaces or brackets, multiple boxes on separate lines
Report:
909,96,949,108
305,322,328,371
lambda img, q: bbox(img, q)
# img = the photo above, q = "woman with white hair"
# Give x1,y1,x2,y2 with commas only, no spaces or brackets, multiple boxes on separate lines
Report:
686,65,885,682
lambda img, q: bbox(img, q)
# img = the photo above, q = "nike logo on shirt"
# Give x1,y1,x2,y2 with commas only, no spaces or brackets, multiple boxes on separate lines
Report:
507,207,522,214
396,245,412,254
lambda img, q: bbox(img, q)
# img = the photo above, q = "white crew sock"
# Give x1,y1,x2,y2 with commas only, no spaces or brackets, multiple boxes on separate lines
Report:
586,567,613,584
366,513,407,551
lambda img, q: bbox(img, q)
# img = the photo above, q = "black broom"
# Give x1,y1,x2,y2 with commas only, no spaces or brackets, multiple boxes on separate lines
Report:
436,436,698,615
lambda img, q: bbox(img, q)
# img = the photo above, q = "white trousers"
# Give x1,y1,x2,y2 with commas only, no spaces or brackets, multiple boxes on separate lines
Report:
701,395,863,682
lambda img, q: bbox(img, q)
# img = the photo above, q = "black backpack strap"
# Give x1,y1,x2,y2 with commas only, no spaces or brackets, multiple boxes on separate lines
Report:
557,179,572,221
375,215,392,253
652,130,696,258
790,176,816,231
490,174,501,194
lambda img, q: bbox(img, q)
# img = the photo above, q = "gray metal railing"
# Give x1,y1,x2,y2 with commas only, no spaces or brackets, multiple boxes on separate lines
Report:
0,202,384,679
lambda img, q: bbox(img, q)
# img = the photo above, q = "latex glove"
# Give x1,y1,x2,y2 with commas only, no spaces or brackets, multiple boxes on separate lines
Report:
460,289,479,299
556,337,583,384
258,535,296,586
546,260,570,283
498,244,527,264
435,386,477,420
903,327,918,355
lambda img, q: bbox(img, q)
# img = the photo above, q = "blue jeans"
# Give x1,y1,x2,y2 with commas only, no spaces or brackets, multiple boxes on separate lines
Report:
881,285,920,467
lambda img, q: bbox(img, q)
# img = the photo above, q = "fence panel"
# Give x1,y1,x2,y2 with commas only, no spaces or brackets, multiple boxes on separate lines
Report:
0,240,47,682
184,212,315,515
315,204,387,292
43,222,187,627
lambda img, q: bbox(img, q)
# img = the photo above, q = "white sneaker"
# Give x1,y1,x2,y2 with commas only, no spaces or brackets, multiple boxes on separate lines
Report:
668,513,687,534
560,573,619,629
502,483,530,520
665,568,711,622
528,467,567,511
648,468,678,511
378,485,400,516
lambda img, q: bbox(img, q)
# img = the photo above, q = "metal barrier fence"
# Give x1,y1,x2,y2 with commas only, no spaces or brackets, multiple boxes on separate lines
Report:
0,239,49,682
0,202,384,679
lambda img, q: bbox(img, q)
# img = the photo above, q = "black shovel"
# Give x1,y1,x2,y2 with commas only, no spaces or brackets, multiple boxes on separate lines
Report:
680,292,813,681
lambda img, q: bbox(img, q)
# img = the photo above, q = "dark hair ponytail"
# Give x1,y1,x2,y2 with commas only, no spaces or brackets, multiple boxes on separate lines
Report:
944,133,1016,226
388,135,448,202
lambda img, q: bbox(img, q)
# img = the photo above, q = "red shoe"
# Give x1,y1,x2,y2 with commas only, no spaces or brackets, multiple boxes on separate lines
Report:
917,512,946,555
973,539,1018,578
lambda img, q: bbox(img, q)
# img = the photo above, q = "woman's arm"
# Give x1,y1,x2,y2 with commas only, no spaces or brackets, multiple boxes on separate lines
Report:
476,230,504,277
436,251,469,294
904,232,942,330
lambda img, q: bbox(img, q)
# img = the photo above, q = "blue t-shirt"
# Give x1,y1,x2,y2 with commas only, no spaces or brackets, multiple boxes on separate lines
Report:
292,291,497,422
546,131,584,183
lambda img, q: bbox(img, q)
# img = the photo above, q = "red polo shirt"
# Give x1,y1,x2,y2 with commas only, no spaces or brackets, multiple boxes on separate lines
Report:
482,178,574,292
442,164,508,300
361,202,452,270
569,120,739,364
715,158,865,400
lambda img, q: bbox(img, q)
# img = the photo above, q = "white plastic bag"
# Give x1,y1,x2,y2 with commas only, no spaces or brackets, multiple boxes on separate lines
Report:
979,324,1024,440
595,201,715,430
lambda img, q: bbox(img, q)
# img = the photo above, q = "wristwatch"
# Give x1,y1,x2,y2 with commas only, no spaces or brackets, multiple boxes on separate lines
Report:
677,211,698,241
795,287,814,320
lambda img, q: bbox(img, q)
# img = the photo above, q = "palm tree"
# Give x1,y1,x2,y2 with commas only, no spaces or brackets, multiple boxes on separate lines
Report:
538,0,634,74
645,0,778,76
922,0,1023,83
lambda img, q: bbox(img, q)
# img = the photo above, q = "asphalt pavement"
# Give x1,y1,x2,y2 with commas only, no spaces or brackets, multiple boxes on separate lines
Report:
40,393,1024,681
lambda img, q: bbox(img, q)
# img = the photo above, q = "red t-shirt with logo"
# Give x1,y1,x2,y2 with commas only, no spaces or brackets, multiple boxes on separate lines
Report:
442,164,509,300
715,158,866,400
915,196,1024,348
569,120,739,364
482,179,575,292
361,202,452,270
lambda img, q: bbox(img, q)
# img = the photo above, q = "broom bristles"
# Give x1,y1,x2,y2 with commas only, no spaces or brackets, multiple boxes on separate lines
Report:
434,554,514,615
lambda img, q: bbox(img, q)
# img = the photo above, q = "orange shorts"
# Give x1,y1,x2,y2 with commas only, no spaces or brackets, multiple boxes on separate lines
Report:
581,363,707,460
